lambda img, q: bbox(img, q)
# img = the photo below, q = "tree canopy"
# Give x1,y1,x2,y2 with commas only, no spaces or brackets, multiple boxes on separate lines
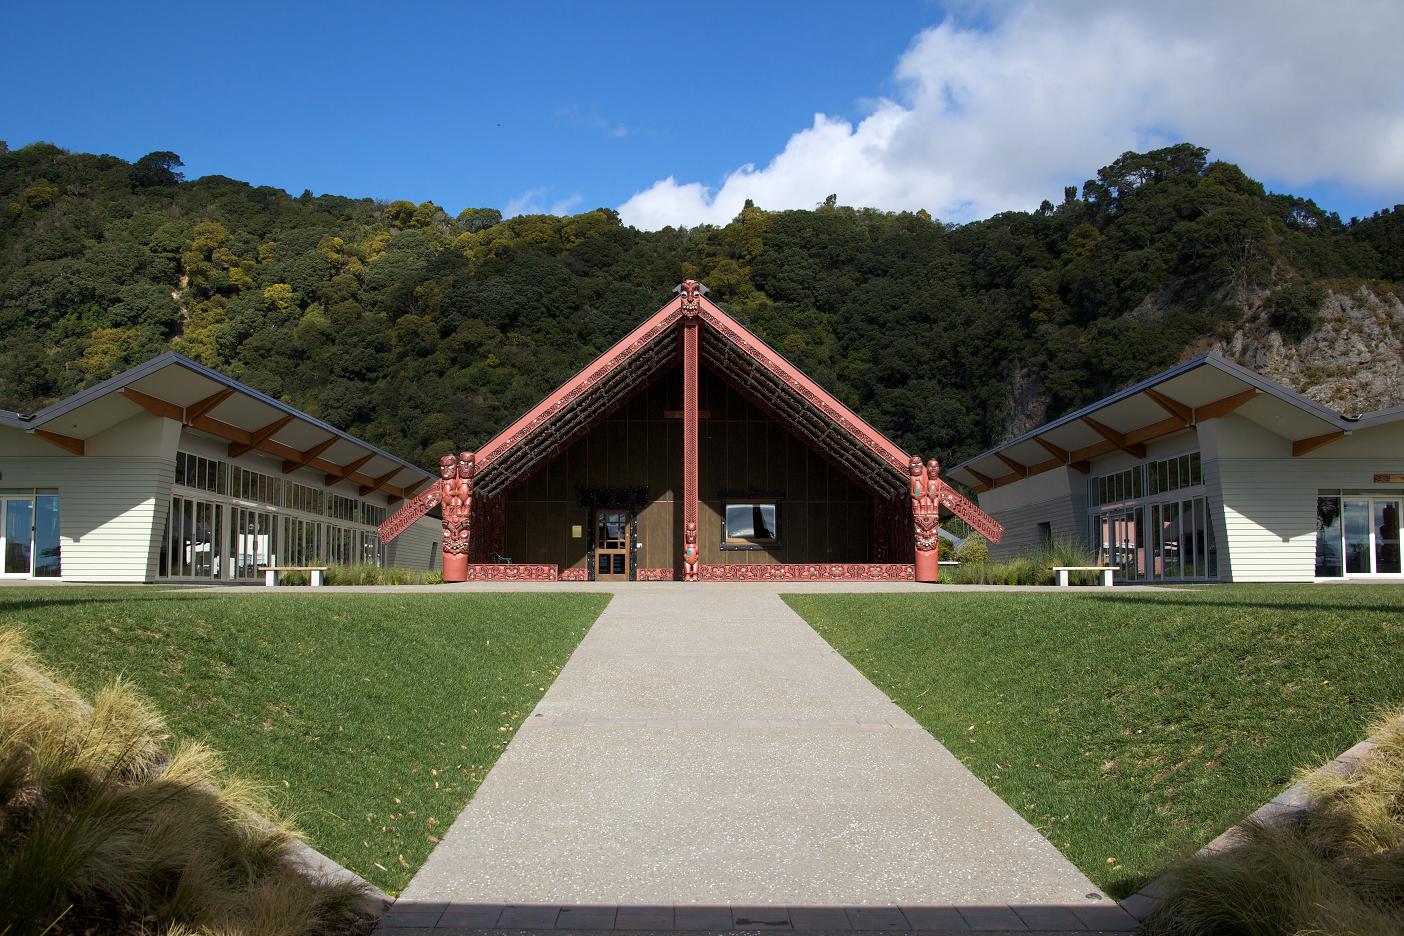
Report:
1,141,1399,468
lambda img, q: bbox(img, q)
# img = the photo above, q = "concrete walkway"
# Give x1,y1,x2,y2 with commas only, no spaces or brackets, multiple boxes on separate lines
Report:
386,584,1134,932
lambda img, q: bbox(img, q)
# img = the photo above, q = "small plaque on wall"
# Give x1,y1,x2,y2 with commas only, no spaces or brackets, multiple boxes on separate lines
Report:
571,525,583,539
1374,474,1404,483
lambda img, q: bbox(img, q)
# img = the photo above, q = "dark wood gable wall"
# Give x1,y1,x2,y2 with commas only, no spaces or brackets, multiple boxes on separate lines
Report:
501,361,873,574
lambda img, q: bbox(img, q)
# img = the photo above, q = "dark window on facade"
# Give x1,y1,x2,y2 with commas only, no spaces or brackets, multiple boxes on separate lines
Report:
724,502,778,546
1037,521,1052,546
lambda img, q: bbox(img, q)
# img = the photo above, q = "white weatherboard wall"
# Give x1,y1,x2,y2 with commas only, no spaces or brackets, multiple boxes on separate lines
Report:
0,412,179,581
976,466,1087,559
387,515,441,571
1205,416,1404,582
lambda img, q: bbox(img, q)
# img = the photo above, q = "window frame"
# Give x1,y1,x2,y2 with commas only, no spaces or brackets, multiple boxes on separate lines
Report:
720,497,782,550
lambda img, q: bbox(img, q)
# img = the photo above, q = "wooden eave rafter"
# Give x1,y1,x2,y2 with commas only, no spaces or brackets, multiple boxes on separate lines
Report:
33,429,84,456
1032,436,1090,473
1144,387,1193,423
994,452,1028,478
228,414,295,458
1293,430,1346,457
326,453,375,487
1081,416,1148,459
186,388,235,423
282,435,339,474
965,466,996,492
1194,388,1257,421
121,386,183,421
359,468,402,497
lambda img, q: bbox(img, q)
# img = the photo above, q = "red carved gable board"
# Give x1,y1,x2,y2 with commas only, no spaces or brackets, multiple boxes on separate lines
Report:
380,286,1002,544
466,291,913,498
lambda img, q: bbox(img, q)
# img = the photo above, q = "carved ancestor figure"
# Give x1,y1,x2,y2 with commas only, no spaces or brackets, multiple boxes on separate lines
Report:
910,456,942,582
682,521,699,582
441,451,474,582
679,279,702,317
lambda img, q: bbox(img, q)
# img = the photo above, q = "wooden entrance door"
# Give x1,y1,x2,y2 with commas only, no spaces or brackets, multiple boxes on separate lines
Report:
593,510,631,581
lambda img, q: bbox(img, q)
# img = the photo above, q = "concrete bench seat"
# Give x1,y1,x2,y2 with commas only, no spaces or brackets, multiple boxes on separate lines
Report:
259,566,329,587
1051,565,1117,587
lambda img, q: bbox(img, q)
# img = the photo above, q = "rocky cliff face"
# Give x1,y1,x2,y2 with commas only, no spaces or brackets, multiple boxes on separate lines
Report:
1214,286,1404,416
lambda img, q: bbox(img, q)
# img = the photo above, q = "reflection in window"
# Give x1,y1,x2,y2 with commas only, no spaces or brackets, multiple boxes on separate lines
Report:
724,502,778,546
1315,496,1343,577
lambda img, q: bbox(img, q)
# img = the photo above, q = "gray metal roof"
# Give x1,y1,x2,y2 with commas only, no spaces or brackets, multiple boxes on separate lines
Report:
3,352,433,488
947,352,1404,488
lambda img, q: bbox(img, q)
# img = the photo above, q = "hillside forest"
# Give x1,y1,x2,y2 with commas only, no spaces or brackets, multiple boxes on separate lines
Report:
2,141,1402,470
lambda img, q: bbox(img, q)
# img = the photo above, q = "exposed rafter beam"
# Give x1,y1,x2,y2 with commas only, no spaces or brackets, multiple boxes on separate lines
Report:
1293,430,1346,457
1081,416,1147,458
965,466,996,491
1031,436,1090,474
121,386,182,421
228,414,295,458
1144,388,1193,423
1195,388,1257,421
33,429,84,456
1125,416,1191,446
359,468,402,497
185,388,234,423
994,452,1028,478
326,453,375,487
282,435,338,474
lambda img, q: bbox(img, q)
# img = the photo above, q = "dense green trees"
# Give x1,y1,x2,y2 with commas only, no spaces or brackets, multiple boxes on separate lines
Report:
1,141,1398,468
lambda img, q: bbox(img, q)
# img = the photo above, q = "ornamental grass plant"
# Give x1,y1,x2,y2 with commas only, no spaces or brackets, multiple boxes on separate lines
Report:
0,628,366,936
1146,711,1404,936
944,536,1101,585
278,564,444,586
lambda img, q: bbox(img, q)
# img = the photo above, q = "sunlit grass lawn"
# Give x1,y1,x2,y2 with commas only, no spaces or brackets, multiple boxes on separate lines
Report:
1,586,608,894
784,584,1404,898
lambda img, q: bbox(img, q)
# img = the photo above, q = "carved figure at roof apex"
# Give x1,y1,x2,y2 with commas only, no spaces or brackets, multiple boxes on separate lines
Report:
679,279,703,317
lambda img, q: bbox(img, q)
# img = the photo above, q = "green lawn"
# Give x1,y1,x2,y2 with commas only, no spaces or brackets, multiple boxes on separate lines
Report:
784,585,1404,898
0,586,608,894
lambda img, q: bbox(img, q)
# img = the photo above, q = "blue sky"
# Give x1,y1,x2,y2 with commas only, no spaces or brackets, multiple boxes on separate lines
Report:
3,1,1399,228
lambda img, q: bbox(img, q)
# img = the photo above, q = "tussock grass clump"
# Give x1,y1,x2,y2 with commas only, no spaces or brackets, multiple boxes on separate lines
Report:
279,563,444,586
0,629,366,936
944,536,1100,585
1146,712,1404,936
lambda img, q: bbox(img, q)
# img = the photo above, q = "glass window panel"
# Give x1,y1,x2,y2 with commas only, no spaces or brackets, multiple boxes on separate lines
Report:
32,495,60,578
1163,501,1180,578
1206,502,1219,579
1193,498,1207,578
1134,506,1146,578
1315,496,1342,577
1168,458,1180,491
4,499,34,575
1181,499,1196,578
1344,499,1371,574
1374,500,1401,574
1150,503,1162,579
1191,452,1202,486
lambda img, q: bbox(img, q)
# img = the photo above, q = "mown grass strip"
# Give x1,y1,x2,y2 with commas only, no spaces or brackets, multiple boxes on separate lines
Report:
1,587,608,894
784,584,1404,897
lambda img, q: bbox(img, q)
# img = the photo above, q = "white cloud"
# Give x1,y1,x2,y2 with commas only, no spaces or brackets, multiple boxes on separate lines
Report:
505,186,584,218
618,1,1404,230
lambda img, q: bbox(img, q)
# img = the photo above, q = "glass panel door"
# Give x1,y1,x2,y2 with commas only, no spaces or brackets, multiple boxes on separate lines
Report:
1344,499,1372,574
593,510,630,581
1374,499,1401,574
33,495,60,577
3,498,34,576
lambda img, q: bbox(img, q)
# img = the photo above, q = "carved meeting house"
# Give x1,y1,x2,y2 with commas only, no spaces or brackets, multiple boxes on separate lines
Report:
380,281,1001,582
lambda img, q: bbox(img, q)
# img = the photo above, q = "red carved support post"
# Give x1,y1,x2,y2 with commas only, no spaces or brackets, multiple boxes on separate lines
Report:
441,451,474,582
910,456,941,583
680,280,701,582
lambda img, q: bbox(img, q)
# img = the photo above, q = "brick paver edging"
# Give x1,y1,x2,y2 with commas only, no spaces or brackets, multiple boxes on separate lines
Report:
1118,720,1399,923
379,901,1139,932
